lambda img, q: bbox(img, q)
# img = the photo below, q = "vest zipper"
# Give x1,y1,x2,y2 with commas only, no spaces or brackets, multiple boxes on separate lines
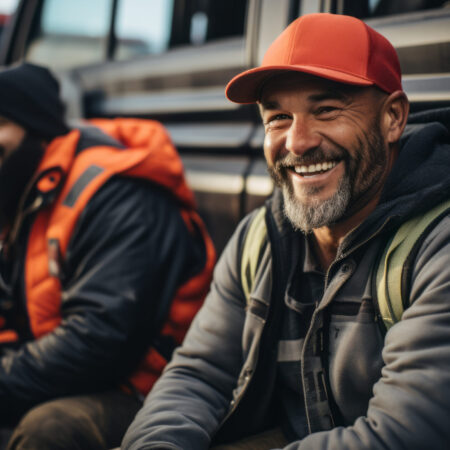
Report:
5,165,52,252
7,196,43,251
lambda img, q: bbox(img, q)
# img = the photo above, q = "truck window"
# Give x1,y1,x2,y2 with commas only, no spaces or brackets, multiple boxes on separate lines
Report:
115,0,175,60
25,0,113,70
114,0,247,61
0,0,19,41
336,0,450,18
22,0,248,69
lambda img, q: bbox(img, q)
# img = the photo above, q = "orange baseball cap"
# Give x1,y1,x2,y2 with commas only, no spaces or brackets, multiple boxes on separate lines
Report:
225,13,402,104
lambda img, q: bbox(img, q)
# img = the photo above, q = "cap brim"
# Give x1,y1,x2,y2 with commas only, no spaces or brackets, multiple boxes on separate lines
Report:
225,65,374,104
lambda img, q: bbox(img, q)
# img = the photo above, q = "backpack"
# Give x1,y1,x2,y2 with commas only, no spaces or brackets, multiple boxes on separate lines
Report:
241,200,450,331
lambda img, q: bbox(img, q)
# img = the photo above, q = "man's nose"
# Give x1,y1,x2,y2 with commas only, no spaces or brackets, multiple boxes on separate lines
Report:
285,116,321,156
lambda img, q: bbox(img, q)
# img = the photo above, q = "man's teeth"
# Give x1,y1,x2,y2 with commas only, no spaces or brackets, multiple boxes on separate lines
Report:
293,161,337,174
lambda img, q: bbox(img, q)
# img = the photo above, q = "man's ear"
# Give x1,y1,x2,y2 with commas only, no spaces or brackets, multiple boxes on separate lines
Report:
382,91,409,144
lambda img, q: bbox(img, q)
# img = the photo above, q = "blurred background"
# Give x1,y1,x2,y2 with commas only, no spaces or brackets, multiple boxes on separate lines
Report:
0,0,449,254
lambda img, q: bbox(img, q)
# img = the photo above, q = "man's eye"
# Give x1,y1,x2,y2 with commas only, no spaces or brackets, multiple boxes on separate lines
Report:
265,113,291,124
315,106,340,116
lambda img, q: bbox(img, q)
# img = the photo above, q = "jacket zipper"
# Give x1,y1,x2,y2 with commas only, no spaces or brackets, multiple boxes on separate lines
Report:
303,216,394,431
323,216,394,290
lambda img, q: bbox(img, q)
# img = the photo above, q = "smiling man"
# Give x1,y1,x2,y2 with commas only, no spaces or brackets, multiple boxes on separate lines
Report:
123,13,450,450
258,72,403,269
261,76,390,229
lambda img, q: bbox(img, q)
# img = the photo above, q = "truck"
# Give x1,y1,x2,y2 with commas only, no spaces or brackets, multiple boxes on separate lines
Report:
1,0,449,254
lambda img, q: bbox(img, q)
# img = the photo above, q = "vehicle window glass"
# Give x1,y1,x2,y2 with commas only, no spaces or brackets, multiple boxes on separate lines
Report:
115,0,175,60
25,0,112,70
0,0,19,40
114,0,248,61
0,0,19,16
340,0,450,18
200,0,247,42
23,0,249,66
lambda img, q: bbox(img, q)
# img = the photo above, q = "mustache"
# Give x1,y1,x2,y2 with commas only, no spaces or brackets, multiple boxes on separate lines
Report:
274,146,347,170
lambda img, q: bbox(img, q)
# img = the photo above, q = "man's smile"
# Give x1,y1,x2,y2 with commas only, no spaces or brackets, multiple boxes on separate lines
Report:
290,160,338,177
282,159,347,208
281,159,344,188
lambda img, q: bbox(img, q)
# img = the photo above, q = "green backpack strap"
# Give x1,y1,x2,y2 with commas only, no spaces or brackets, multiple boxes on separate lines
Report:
376,199,450,330
241,206,268,303
241,200,450,330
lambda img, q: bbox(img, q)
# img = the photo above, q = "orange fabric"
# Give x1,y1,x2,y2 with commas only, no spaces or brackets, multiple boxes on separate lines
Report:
0,316,19,343
36,169,63,193
25,208,62,337
25,119,215,394
0,330,19,343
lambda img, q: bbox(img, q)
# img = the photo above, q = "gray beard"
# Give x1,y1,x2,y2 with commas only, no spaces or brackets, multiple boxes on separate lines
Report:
270,114,385,233
282,174,351,233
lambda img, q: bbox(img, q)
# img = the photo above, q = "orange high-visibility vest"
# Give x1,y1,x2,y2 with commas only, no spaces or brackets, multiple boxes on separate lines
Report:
1,118,215,395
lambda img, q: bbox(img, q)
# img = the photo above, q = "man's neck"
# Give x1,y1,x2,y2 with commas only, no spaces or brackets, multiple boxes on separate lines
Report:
311,194,381,271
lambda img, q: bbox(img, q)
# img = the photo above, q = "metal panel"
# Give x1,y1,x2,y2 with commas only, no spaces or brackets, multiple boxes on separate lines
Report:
78,36,250,122
97,87,239,116
256,0,291,64
245,0,263,67
182,155,250,255
166,123,254,149
365,8,450,105
245,158,273,214
403,74,450,104
250,124,265,149
300,0,322,15
366,9,450,49
76,37,246,92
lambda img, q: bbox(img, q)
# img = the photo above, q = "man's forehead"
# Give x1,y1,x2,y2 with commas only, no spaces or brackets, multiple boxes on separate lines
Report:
258,72,362,106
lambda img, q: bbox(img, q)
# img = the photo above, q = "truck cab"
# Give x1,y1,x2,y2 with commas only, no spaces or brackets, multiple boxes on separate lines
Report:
1,0,449,254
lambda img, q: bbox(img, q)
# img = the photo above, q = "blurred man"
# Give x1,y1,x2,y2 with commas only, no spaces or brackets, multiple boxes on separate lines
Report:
0,62,215,450
122,13,450,449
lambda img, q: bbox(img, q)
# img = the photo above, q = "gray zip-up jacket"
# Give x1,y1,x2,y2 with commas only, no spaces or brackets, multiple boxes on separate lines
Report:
123,109,450,449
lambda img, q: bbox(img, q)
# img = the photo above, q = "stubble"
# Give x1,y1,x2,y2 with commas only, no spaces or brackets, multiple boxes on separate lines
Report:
268,116,386,232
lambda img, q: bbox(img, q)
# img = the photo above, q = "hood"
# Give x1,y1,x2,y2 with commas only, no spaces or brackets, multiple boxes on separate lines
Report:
88,118,196,210
381,115,450,215
344,107,450,250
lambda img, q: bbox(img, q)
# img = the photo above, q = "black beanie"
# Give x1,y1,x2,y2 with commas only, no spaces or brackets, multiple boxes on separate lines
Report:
0,62,70,139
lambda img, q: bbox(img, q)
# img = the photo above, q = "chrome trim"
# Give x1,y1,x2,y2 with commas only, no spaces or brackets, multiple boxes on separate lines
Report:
403,73,450,102
99,86,239,115
185,171,244,194
167,123,254,148
246,174,273,196
77,37,246,90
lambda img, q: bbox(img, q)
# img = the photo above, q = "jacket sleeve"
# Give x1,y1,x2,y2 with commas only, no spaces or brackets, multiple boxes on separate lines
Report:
121,213,255,450
0,177,203,422
283,213,450,450
125,212,450,450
